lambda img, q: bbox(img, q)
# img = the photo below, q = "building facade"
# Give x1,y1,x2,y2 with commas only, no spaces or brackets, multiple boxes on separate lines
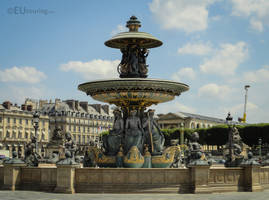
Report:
0,101,49,157
38,99,114,150
157,112,228,129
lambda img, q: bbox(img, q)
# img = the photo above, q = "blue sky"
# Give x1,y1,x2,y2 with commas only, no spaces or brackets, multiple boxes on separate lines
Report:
0,0,269,123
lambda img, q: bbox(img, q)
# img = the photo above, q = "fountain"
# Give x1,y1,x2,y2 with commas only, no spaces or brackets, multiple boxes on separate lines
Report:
78,16,189,168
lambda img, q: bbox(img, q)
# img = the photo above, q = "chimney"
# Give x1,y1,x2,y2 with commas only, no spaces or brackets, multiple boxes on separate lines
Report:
80,101,88,112
21,104,27,111
27,105,33,111
101,105,109,114
75,100,79,110
3,101,11,109
90,104,101,113
55,98,61,110
66,100,75,110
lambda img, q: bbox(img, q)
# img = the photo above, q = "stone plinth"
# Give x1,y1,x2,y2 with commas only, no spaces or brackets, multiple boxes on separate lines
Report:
243,165,263,192
3,163,26,191
189,165,211,194
54,164,80,194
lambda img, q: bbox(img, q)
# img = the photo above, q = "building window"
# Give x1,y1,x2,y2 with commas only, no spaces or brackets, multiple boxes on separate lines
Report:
78,135,81,144
196,124,200,129
78,126,81,132
42,133,45,140
42,120,45,126
73,134,76,142
83,126,85,133
26,119,28,125
18,132,22,138
25,132,28,139
73,125,76,132
69,125,71,131
0,117,2,123
191,122,195,129
82,135,85,144
87,136,90,143
12,131,16,138
7,117,10,123
19,118,22,124
87,127,90,132
13,118,16,123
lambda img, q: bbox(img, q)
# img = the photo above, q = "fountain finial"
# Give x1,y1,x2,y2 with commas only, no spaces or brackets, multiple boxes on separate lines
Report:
126,16,141,32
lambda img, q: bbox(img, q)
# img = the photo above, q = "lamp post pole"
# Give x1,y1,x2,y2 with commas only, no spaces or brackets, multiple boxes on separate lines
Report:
180,122,184,146
33,111,40,154
226,112,233,165
258,138,262,160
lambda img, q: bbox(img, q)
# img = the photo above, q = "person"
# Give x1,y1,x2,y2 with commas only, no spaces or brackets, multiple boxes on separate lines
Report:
142,109,165,155
125,110,144,153
103,109,124,155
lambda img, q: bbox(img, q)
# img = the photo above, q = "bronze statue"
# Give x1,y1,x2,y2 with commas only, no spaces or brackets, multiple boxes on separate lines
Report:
103,109,124,155
24,136,40,166
64,132,76,159
124,110,144,153
51,126,64,141
186,132,208,166
224,126,244,167
142,109,164,155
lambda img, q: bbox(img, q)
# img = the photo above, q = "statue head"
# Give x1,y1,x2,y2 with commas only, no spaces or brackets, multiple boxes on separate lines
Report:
148,109,155,117
248,151,253,159
65,150,71,159
192,132,199,142
65,132,72,141
12,151,18,158
113,108,121,118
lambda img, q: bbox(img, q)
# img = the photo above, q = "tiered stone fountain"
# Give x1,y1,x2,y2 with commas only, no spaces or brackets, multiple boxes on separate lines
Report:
78,16,189,168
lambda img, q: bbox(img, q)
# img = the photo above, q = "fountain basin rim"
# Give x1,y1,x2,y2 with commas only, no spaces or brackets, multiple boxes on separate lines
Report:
78,78,189,92
105,31,163,49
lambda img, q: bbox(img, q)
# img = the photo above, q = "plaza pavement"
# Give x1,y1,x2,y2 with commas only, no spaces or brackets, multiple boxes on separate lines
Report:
0,190,269,200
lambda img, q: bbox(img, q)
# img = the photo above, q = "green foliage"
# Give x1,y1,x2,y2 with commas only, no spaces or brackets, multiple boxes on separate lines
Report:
162,123,269,147
100,131,109,136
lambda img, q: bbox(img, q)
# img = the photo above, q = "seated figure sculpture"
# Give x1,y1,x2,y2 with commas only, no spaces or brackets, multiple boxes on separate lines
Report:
124,110,144,153
103,109,124,156
187,132,207,166
142,109,164,155
64,132,76,160
24,136,40,166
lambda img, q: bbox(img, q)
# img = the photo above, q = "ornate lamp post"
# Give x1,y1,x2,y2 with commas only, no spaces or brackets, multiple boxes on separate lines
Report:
33,111,40,154
258,138,262,160
226,112,233,165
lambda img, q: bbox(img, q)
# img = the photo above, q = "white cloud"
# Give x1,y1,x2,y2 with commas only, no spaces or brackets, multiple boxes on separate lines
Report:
230,0,269,32
229,102,258,114
198,83,231,100
111,24,128,35
0,85,49,104
211,15,221,21
60,59,120,80
244,65,269,83
171,67,196,82
149,0,216,33
153,101,196,114
200,42,248,76
178,42,213,55
0,66,46,83
250,18,264,32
